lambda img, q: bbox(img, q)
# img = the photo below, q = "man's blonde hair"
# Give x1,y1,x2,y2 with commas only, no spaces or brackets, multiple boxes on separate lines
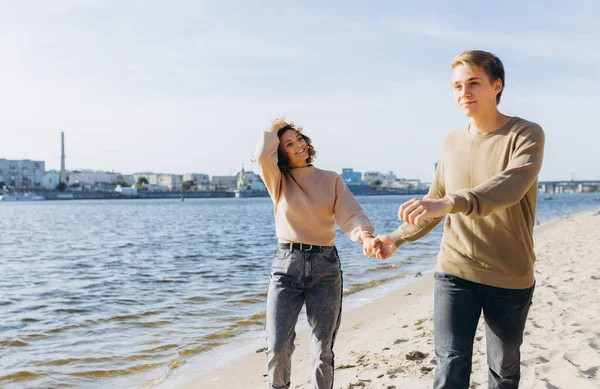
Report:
452,50,505,104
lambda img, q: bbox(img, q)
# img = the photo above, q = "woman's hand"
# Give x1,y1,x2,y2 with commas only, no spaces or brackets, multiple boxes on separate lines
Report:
362,236,375,257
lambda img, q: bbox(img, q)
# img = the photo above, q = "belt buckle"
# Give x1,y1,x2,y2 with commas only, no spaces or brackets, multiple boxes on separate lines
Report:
300,243,313,251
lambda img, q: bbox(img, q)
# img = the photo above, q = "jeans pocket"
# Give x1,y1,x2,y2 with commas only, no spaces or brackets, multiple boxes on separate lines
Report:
322,247,340,262
271,248,291,269
274,247,290,260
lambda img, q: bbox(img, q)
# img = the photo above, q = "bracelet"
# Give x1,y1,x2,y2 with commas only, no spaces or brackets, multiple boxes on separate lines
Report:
360,232,374,243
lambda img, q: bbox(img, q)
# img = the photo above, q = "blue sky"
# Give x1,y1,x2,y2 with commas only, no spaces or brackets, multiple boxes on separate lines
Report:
1,0,598,181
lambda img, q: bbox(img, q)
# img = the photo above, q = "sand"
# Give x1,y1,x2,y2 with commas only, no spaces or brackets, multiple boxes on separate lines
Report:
176,209,600,389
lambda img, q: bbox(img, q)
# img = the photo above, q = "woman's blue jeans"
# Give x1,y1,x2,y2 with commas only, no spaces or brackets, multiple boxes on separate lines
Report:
265,245,343,389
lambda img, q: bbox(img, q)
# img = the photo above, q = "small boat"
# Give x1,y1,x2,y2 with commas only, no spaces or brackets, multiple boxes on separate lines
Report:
0,193,45,201
234,189,270,198
56,193,74,200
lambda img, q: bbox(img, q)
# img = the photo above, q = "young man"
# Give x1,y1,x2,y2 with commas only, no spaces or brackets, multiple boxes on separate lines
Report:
372,50,545,389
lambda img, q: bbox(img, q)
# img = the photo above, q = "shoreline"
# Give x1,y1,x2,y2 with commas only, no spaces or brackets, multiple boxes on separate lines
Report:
156,263,438,388
159,209,600,389
0,189,431,202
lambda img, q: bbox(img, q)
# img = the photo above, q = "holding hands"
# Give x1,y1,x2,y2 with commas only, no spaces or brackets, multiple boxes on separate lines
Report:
371,235,397,260
362,197,453,260
362,234,397,260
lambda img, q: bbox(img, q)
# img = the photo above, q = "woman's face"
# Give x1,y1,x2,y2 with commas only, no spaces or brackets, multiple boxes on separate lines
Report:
279,129,309,168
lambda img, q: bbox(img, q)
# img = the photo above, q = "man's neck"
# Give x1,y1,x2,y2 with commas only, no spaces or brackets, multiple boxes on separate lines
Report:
469,111,512,135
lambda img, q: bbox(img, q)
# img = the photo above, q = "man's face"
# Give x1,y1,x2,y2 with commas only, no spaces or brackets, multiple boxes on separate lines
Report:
451,64,502,118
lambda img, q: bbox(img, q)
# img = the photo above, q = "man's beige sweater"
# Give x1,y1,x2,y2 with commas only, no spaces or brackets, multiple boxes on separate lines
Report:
254,130,374,247
390,117,545,289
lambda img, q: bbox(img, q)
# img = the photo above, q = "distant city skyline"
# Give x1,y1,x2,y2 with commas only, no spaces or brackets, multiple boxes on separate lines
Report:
1,1,599,182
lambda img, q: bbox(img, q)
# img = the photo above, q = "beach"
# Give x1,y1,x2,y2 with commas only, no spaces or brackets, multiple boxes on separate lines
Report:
178,209,600,389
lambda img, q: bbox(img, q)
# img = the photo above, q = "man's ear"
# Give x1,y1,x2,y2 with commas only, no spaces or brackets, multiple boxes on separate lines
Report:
494,79,503,92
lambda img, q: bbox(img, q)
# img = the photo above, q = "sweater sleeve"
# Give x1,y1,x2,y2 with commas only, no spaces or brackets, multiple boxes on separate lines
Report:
388,158,446,247
254,131,282,204
447,124,545,218
333,175,375,242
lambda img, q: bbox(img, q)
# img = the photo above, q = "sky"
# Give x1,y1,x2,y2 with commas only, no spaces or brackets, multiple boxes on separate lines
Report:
1,0,598,182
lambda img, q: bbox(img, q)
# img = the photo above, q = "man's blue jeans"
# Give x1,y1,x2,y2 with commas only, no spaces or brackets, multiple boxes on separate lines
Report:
265,244,343,389
434,272,534,389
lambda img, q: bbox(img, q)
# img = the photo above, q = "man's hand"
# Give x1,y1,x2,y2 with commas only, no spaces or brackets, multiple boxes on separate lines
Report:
372,235,398,260
398,197,453,226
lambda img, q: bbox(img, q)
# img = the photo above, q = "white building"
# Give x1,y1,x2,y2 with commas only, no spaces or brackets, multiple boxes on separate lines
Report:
388,178,425,190
68,170,122,186
211,176,237,188
132,173,153,185
158,174,183,191
403,179,423,189
123,175,136,186
236,167,261,190
132,173,182,191
183,173,209,184
384,171,397,183
147,174,160,185
197,183,217,191
363,171,386,184
0,159,46,189
44,170,61,190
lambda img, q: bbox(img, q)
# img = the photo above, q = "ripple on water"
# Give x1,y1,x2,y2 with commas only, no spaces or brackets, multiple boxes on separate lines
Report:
185,296,210,303
215,290,239,297
154,279,187,284
105,311,163,323
180,270,212,275
0,370,48,384
228,298,263,306
67,363,165,378
177,342,223,358
365,264,401,273
20,318,41,323
54,308,88,314
0,339,28,347
32,356,113,367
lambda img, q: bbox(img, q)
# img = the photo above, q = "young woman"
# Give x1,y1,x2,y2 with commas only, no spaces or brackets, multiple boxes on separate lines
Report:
254,118,375,389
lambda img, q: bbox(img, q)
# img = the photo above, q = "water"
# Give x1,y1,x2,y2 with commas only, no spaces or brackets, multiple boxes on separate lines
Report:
1,193,598,389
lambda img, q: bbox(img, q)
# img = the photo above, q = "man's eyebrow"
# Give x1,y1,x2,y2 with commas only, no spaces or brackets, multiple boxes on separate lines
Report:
453,77,483,84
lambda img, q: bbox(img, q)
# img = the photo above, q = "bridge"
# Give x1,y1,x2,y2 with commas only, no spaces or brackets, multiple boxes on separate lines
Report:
538,180,600,194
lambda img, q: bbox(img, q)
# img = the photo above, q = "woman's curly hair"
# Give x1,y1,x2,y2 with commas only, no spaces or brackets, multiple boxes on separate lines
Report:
271,118,316,174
